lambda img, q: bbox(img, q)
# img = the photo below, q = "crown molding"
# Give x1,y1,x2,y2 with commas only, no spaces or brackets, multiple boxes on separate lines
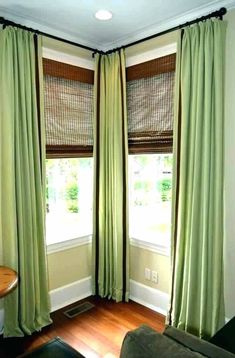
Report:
0,6,98,51
1,0,235,52
101,0,235,51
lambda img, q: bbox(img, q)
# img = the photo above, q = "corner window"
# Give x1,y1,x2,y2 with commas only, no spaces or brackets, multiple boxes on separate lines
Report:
129,153,172,251
46,158,93,245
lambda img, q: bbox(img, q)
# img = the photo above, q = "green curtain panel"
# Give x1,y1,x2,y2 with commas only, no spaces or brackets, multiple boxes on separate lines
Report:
169,19,227,338
0,27,51,337
92,50,129,302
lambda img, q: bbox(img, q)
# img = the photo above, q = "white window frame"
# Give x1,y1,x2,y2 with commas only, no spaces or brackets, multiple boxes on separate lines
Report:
128,154,172,257
43,49,94,253
47,235,92,254
46,157,93,252
130,237,170,256
127,43,176,257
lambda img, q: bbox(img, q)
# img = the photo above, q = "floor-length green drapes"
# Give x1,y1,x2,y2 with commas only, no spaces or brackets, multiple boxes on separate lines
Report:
169,19,227,338
0,27,51,337
92,50,129,302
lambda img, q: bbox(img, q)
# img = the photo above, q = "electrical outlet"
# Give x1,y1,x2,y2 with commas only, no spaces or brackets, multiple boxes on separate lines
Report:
144,268,151,280
151,271,158,283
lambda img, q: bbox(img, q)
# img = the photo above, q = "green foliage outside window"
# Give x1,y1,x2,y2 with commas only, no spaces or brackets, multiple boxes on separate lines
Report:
46,159,80,214
66,182,79,213
157,178,172,202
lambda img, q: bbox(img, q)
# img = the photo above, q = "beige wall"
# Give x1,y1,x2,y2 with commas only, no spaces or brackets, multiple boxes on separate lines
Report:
224,9,235,319
47,244,92,290
130,246,171,293
125,30,178,58
47,242,171,293
42,36,93,61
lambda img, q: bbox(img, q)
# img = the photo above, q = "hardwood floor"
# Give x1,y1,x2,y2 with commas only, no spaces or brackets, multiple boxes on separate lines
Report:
0,296,165,358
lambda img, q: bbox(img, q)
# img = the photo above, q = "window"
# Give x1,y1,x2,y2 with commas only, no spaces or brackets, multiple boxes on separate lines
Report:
127,54,175,253
129,154,172,251
46,158,93,245
43,58,94,248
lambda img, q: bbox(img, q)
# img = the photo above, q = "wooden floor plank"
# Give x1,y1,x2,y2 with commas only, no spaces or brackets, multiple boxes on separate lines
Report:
0,296,165,357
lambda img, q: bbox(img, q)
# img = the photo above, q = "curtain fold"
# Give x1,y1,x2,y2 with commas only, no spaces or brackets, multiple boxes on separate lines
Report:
0,27,51,337
169,19,226,338
92,49,129,302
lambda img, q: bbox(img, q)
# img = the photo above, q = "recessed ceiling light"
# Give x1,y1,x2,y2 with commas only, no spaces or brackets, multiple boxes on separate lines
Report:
95,9,113,21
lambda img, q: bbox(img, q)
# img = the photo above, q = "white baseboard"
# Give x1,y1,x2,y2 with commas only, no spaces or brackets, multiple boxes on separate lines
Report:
49,277,169,316
0,278,92,332
49,276,92,312
0,308,4,334
130,279,169,316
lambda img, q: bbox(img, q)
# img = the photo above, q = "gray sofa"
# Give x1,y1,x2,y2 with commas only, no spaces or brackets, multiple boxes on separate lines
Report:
120,325,235,357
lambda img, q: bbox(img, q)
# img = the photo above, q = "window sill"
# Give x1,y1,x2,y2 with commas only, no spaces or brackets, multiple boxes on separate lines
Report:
130,237,170,256
46,235,170,256
47,235,92,254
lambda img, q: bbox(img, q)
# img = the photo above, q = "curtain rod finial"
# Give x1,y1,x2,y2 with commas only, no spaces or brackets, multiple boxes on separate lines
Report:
218,7,227,20
220,7,227,16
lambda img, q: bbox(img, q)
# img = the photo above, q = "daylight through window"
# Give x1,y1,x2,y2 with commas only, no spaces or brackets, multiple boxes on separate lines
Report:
129,153,172,250
46,158,93,245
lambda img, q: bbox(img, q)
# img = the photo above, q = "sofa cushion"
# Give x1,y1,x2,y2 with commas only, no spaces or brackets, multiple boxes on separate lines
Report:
120,325,206,357
164,326,235,358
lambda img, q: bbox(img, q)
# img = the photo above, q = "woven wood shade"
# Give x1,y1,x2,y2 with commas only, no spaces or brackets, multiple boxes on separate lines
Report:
126,54,175,154
43,58,94,84
43,59,94,158
126,53,176,81
43,55,175,157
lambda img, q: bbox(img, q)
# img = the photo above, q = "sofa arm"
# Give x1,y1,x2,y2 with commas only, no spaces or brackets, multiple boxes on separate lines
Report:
164,326,235,358
120,325,206,357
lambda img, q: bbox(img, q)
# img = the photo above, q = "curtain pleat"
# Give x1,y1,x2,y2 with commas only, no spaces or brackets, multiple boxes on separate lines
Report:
92,50,129,302
169,19,226,338
0,27,51,337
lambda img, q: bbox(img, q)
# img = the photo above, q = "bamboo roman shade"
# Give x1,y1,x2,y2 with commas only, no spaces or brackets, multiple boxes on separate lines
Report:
126,53,176,153
43,59,94,157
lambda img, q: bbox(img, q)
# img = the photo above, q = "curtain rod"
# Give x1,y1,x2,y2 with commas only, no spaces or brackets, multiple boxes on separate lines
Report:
103,7,227,55
0,6,227,57
0,16,98,53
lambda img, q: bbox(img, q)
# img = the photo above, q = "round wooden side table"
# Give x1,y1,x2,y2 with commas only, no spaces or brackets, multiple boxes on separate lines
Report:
0,266,18,298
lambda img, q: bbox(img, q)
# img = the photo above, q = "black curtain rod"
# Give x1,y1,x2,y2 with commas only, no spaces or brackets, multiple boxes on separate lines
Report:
104,7,227,55
0,6,227,57
0,16,98,53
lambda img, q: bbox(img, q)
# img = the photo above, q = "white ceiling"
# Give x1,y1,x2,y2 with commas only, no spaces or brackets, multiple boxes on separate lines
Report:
0,0,234,51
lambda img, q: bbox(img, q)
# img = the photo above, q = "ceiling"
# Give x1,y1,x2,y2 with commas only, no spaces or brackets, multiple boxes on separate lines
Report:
0,0,234,51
